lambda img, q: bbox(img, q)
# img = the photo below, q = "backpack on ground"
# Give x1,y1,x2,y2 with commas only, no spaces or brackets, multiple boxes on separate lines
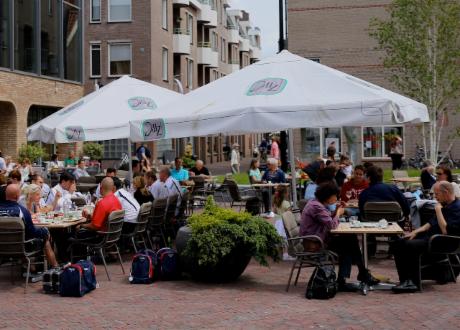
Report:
305,264,337,300
156,247,179,280
129,249,157,284
59,260,97,297
43,267,62,294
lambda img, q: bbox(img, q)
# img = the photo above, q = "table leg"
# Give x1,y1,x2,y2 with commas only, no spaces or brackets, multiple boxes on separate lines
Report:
268,188,272,213
363,233,368,269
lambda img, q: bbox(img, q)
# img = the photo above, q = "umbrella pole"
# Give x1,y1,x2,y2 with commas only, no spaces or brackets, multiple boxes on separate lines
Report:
128,138,133,186
288,129,298,208
39,141,43,166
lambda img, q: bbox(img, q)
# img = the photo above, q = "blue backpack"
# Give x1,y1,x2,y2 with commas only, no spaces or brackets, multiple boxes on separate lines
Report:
129,249,157,284
156,248,178,280
59,260,97,297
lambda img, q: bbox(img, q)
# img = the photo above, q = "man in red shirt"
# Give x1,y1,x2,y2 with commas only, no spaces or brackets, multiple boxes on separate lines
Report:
77,177,122,235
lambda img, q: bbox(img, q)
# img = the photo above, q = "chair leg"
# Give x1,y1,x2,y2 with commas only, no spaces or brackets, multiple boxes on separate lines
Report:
294,262,303,286
131,236,138,253
99,248,111,281
115,245,125,274
24,257,31,294
286,259,298,292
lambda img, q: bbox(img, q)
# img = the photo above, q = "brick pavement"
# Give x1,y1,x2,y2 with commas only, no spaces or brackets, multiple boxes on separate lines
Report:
0,257,459,329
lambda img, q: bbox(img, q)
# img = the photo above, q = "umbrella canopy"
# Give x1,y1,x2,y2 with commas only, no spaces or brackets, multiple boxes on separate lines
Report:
129,50,429,141
27,76,182,144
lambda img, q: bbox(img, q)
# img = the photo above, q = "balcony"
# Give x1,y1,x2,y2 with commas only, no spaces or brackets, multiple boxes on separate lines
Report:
228,60,240,73
250,46,261,60
198,0,217,27
173,29,191,55
173,0,189,6
239,37,250,52
197,42,219,67
227,25,239,44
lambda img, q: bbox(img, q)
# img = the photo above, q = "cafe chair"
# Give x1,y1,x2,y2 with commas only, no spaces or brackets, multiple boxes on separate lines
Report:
147,198,168,249
121,202,152,253
224,178,257,211
418,234,460,291
282,211,337,292
0,217,44,293
69,210,125,281
164,194,179,239
190,176,207,210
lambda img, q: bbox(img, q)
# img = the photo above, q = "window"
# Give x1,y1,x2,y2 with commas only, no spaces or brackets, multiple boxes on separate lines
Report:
187,58,193,89
211,31,218,51
90,0,101,23
162,0,168,30
0,0,9,68
162,47,168,81
14,0,37,73
108,0,132,22
362,126,404,158
90,43,101,77
63,1,82,81
102,139,128,159
220,37,226,62
186,13,193,44
109,43,132,76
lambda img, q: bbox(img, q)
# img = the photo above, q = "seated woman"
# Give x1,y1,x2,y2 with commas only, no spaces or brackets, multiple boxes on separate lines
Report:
300,182,379,291
20,184,60,214
132,175,154,205
248,159,262,184
273,185,291,215
340,165,369,216
434,166,460,198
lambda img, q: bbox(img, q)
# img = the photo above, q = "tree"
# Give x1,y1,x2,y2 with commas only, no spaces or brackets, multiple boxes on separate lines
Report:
370,0,460,163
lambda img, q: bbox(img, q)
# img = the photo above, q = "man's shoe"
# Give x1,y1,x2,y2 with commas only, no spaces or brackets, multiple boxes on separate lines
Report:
391,280,418,293
357,270,381,286
338,281,359,292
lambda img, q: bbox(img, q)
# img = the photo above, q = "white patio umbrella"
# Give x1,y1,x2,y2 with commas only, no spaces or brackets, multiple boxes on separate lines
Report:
27,75,182,143
128,50,429,205
27,75,182,181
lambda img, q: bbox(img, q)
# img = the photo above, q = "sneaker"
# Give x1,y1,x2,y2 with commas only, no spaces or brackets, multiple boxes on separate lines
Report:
282,253,296,261
338,281,359,292
357,270,380,286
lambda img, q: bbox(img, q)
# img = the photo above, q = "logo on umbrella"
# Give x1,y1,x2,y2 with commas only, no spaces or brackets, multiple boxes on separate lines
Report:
64,126,85,142
247,78,288,96
141,119,166,140
128,97,157,110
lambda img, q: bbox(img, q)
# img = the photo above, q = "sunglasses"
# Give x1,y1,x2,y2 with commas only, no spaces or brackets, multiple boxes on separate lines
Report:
436,172,444,175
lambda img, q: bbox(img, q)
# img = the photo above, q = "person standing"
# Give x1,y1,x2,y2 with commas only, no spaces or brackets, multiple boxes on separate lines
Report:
270,135,280,162
389,135,403,170
230,143,240,174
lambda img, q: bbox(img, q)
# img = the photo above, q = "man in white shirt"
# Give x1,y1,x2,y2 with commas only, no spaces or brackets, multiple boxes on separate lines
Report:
151,166,181,201
73,159,90,180
0,151,6,175
46,172,74,210
113,177,140,234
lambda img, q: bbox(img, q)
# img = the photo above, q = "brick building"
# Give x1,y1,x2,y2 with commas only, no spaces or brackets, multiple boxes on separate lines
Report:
0,0,84,159
84,0,263,164
288,0,459,167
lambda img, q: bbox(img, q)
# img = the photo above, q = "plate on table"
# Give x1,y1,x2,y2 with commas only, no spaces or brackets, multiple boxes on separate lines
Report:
363,223,378,228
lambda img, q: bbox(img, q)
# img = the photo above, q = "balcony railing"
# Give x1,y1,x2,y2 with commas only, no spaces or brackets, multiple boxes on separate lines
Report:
198,0,216,10
198,41,211,48
228,59,240,65
173,28,190,35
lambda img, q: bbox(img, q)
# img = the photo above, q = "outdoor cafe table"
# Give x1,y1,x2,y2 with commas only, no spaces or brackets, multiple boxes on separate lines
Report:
330,222,404,269
34,214,86,229
251,182,290,214
390,177,421,191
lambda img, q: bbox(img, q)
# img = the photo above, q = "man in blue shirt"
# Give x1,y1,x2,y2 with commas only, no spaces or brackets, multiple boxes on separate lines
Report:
170,158,189,185
0,184,58,268
261,158,286,183
391,181,460,293
358,166,410,217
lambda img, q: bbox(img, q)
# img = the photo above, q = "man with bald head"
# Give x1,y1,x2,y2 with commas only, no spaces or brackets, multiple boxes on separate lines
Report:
0,184,58,267
190,160,210,178
78,177,122,234
391,181,460,293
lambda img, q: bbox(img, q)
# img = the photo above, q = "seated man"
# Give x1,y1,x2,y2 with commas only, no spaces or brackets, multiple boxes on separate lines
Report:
46,172,74,210
94,168,117,199
170,157,189,185
113,177,140,234
189,160,210,178
73,159,90,180
391,181,460,293
0,184,58,268
151,166,182,214
261,158,286,183
144,170,157,197
358,166,410,218
76,177,122,240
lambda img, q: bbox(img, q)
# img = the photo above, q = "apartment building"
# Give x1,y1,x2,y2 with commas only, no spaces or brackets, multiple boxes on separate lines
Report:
0,0,84,158
288,0,459,167
84,0,262,164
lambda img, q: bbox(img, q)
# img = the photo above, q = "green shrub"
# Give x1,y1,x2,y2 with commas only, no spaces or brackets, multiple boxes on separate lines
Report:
184,196,282,267
83,142,103,160
182,156,195,169
18,144,47,163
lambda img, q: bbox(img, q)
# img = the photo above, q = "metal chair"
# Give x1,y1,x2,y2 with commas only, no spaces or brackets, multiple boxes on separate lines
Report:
363,201,403,223
69,210,126,281
0,217,44,293
147,198,168,248
164,194,179,239
121,202,152,253
224,178,256,210
418,234,460,290
282,211,337,292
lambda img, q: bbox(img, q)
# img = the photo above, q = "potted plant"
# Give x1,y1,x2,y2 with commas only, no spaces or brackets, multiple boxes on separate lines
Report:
82,142,103,161
176,196,282,282
18,144,47,164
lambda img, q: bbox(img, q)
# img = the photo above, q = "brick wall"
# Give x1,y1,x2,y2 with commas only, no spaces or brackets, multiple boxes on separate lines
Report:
288,0,460,165
0,70,83,158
